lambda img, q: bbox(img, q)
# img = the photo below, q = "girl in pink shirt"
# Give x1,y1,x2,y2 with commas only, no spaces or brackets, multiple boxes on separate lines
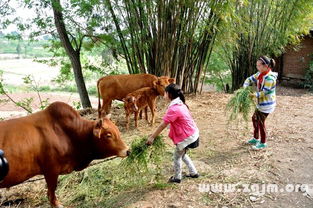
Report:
146,84,199,183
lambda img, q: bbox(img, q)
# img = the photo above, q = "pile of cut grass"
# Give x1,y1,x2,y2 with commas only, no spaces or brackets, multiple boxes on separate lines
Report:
120,135,166,173
57,135,169,208
226,87,255,122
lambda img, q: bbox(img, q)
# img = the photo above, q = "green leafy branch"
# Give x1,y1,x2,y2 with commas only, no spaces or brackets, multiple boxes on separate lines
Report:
0,71,49,114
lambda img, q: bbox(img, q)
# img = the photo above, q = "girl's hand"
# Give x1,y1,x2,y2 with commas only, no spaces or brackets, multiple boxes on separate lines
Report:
249,92,256,98
146,135,154,146
146,121,168,146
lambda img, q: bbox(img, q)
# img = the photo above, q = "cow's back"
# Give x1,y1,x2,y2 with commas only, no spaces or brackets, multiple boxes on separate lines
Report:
0,111,52,187
97,74,158,100
0,102,83,187
129,87,158,106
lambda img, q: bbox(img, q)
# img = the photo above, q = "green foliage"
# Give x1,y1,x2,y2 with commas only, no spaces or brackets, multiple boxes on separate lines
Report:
0,70,4,94
205,50,232,92
23,75,50,110
226,87,255,122
0,72,50,113
106,0,234,93
0,37,53,58
302,59,313,91
10,0,123,108
15,97,34,113
221,0,313,91
35,42,127,90
72,101,82,110
0,1,15,30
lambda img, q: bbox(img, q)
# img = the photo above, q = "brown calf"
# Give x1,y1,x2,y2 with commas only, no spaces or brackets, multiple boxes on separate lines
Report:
123,87,161,130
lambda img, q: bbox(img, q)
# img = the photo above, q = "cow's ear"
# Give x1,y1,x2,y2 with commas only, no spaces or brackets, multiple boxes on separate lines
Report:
93,120,103,138
105,114,111,120
134,95,142,102
95,119,103,128
169,78,175,83
153,80,158,88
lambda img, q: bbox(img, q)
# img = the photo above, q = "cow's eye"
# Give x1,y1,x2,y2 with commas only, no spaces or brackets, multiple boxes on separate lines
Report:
106,133,112,138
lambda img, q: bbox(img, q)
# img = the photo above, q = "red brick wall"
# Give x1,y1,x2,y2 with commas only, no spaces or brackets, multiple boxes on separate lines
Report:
283,36,313,79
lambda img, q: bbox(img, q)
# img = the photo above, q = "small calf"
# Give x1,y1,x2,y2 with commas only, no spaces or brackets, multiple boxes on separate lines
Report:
123,87,160,130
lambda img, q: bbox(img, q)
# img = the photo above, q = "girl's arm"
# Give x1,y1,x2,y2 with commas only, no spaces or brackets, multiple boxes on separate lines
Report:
146,121,168,145
243,73,259,87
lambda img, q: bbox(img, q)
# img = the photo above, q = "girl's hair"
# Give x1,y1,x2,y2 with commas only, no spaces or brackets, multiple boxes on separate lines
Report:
258,55,276,69
165,83,188,107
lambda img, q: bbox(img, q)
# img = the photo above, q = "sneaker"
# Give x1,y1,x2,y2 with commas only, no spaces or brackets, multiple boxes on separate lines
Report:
252,143,267,150
247,138,260,145
185,173,200,178
168,176,181,183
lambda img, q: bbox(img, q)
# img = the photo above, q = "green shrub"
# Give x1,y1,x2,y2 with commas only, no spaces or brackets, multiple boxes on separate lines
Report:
303,60,313,91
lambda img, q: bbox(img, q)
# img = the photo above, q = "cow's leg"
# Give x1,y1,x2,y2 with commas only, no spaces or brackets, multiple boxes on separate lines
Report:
134,111,139,128
149,100,156,125
139,110,143,120
100,98,106,117
144,107,148,121
44,173,62,208
102,99,112,116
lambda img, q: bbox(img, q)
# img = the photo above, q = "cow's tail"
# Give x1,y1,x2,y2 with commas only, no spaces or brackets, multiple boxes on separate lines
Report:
97,80,101,118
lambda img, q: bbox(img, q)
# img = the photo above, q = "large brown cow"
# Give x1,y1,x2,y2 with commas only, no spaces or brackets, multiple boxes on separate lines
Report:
97,74,174,117
0,102,129,208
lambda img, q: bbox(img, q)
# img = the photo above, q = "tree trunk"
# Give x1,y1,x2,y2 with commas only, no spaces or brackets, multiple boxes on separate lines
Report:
51,0,91,108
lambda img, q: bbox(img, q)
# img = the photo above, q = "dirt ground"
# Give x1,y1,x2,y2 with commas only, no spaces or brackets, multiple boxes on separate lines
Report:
0,86,313,208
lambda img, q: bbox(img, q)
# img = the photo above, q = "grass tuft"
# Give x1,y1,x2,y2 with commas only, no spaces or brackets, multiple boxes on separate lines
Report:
226,87,255,122
120,135,166,173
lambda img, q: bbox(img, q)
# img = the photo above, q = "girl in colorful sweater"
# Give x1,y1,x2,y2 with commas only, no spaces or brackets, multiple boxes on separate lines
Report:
243,56,278,150
146,83,199,183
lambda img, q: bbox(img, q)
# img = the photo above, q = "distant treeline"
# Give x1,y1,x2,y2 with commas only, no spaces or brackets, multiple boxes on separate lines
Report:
0,36,53,58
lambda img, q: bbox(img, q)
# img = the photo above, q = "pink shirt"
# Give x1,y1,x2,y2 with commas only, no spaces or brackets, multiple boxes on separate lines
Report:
163,103,198,144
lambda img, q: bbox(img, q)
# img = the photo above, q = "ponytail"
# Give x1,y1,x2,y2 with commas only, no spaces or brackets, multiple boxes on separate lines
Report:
165,84,189,108
269,58,275,68
178,91,188,108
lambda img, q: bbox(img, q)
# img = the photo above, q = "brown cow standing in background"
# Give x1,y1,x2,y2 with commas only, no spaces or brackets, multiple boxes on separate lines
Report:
97,74,174,118
0,102,129,208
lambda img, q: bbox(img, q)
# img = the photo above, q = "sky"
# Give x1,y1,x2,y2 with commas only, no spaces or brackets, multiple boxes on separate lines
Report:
3,0,39,34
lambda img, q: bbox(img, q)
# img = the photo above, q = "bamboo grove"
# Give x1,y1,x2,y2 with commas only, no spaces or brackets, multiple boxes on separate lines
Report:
105,0,233,93
1,0,313,105
222,0,313,91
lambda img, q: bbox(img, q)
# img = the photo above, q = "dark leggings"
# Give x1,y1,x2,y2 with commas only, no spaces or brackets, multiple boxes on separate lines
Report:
252,110,269,143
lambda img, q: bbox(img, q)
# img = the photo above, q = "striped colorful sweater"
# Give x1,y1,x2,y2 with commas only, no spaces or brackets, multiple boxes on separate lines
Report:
243,71,278,113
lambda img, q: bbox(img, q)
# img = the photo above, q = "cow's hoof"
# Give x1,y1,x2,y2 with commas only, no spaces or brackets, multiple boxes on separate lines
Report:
52,203,64,208
53,205,64,208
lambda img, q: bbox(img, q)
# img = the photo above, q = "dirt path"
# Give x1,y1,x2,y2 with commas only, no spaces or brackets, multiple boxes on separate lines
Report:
124,86,313,208
0,86,312,208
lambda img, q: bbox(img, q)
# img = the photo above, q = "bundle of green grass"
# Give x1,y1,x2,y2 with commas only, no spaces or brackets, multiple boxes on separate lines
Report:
226,86,256,122
120,135,166,173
